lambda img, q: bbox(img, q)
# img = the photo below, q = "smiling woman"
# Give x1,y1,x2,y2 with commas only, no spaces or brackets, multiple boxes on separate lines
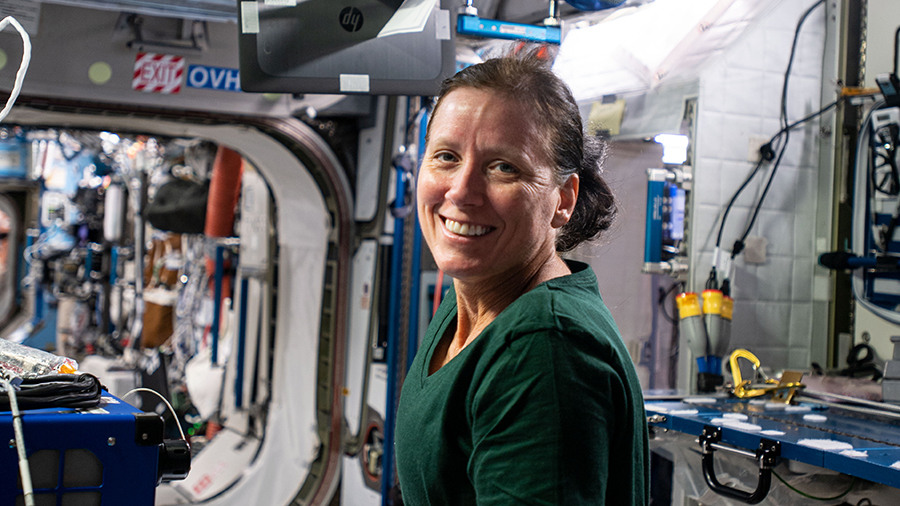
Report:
394,47,649,506
416,86,574,291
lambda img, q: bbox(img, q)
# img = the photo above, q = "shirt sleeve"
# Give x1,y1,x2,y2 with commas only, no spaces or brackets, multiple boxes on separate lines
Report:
467,330,624,505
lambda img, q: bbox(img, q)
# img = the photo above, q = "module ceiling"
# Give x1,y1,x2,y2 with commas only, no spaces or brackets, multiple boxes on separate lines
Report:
38,0,636,24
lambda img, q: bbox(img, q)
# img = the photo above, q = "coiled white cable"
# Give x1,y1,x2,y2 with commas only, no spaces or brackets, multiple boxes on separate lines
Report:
0,16,31,123
122,388,189,446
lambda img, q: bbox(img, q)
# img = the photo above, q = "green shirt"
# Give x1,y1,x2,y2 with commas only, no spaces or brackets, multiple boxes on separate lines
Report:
395,261,649,505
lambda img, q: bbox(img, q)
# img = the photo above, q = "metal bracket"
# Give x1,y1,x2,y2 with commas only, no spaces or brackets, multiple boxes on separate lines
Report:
543,0,562,27
457,15,561,44
699,425,780,504
117,13,208,53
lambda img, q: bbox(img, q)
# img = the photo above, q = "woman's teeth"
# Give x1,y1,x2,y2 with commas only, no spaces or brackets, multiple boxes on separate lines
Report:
445,219,489,237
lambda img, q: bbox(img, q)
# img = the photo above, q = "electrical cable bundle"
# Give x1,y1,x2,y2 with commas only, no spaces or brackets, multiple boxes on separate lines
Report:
0,373,103,411
870,122,900,197
710,0,830,295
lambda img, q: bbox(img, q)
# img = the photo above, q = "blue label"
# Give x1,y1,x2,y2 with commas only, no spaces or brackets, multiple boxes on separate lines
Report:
186,65,241,92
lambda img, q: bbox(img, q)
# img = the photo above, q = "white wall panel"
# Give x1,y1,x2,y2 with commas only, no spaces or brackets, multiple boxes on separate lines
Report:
689,0,830,375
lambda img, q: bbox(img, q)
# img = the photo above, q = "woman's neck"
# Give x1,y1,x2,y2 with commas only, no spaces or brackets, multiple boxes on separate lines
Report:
452,254,571,347
427,255,571,375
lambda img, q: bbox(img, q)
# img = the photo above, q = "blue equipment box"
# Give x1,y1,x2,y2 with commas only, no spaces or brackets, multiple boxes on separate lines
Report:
644,169,685,268
0,392,163,506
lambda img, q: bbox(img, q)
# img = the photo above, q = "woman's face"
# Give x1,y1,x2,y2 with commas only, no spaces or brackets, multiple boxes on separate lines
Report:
418,87,577,286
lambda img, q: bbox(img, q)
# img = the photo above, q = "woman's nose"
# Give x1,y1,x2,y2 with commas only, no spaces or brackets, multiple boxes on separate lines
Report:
445,161,484,207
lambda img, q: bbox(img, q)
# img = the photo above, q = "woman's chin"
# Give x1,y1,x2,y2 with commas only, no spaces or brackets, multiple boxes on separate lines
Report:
434,261,488,282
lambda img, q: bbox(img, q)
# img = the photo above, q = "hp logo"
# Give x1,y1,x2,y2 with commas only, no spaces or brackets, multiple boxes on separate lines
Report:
339,7,364,32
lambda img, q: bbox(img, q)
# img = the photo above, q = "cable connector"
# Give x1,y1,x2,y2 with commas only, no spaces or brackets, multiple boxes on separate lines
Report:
731,240,746,259
759,143,776,162
720,279,731,297
705,267,718,290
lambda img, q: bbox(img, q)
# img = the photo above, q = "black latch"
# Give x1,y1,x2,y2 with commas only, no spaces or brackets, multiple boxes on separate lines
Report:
134,412,165,447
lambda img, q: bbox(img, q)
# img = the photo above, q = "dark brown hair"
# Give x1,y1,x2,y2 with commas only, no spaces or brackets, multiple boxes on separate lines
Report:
426,46,616,252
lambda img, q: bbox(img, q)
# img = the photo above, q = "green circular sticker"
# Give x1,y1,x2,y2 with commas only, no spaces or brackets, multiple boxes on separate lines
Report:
0,49,7,72
88,61,113,85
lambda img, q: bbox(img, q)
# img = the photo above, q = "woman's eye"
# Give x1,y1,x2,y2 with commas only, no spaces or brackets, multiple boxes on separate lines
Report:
435,152,456,162
495,163,517,174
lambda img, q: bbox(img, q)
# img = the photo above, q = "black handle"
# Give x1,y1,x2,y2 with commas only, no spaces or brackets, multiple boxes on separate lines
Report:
699,426,780,505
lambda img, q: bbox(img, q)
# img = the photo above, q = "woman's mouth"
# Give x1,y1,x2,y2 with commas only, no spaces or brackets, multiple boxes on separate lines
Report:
444,218,492,237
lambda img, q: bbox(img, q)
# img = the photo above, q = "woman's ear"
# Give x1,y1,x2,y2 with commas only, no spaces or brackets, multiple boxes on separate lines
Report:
551,174,579,229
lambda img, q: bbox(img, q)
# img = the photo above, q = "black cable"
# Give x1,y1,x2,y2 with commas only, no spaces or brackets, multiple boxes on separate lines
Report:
782,0,825,129
705,267,718,289
734,130,790,256
0,374,103,411
894,25,900,77
870,122,900,196
659,298,676,324
872,153,899,195
715,158,766,250
658,282,683,324
713,2,832,254
728,0,826,259
714,99,841,253
779,98,841,137
772,470,855,501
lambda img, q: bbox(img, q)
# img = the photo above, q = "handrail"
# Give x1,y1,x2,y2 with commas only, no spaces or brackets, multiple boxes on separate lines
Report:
699,425,780,504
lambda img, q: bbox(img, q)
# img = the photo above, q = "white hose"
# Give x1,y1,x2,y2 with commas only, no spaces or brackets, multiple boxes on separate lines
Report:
122,388,189,446
0,16,31,123
3,379,34,506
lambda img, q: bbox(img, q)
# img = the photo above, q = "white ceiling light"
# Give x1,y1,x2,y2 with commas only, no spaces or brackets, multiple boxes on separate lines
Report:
654,133,689,165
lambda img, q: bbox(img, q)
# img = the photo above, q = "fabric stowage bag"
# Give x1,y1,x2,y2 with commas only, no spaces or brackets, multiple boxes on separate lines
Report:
147,178,209,234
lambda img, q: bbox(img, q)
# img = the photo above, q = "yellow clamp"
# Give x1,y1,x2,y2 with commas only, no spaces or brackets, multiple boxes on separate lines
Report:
730,349,805,403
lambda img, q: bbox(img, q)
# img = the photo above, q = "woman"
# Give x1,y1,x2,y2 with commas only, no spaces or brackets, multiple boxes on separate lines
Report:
395,48,649,506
